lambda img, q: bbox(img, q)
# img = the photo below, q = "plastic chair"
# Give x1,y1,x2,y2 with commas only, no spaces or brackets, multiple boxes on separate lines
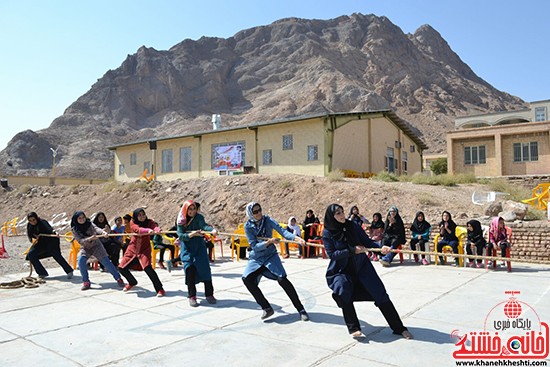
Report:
433,226,467,266
1,217,18,236
66,231,98,270
231,225,249,261
162,233,180,259
486,226,512,272
151,240,160,269
307,223,327,259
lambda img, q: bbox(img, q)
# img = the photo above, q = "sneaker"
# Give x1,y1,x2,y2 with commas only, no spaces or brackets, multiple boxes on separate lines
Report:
81,281,91,291
283,254,290,259
165,261,172,273
38,274,48,279
299,309,310,321
402,330,414,340
422,258,429,266
206,296,217,304
117,278,125,287
123,284,134,292
158,261,166,270
476,262,483,268
261,307,274,320
189,296,199,307
379,259,390,267
157,289,166,297
469,261,475,268
413,255,419,263
67,271,73,279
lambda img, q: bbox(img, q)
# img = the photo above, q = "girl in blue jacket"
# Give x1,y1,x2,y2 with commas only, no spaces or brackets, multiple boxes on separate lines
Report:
242,202,309,321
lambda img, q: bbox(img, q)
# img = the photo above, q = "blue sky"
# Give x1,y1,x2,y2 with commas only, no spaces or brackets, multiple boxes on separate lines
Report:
1,0,548,151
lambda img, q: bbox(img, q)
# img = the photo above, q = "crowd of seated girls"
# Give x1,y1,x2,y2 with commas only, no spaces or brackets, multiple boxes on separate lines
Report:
277,206,511,270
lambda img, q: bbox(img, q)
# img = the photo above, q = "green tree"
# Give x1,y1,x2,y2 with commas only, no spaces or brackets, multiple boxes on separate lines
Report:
430,158,448,175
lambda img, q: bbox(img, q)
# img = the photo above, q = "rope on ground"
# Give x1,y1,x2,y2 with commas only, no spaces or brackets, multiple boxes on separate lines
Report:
0,263,45,289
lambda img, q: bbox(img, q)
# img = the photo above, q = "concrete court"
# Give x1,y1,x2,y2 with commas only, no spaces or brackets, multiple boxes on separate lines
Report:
0,255,549,367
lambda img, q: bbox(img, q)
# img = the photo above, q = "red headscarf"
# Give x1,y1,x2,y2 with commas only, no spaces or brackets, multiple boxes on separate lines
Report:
177,200,195,226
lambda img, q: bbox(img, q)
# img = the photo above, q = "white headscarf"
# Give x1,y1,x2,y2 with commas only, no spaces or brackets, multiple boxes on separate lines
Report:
287,216,301,237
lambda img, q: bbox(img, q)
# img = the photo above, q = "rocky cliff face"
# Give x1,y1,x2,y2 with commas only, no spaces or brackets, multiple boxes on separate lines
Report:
0,13,526,179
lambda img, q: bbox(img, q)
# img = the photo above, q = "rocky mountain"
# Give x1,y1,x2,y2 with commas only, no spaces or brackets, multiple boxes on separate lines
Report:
0,13,526,179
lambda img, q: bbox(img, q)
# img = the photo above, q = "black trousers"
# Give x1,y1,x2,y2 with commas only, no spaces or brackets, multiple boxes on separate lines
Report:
242,266,304,311
466,240,486,263
339,298,407,335
119,258,163,293
158,244,176,262
27,244,73,277
489,241,510,259
185,265,213,298
410,238,427,259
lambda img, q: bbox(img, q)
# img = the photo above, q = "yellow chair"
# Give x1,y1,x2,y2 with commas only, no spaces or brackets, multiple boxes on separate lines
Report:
162,233,180,259
1,217,18,236
433,226,467,266
231,225,249,261
66,231,98,270
151,240,160,269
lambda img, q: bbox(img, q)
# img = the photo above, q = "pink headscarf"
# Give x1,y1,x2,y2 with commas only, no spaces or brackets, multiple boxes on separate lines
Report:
177,200,195,226
489,216,506,243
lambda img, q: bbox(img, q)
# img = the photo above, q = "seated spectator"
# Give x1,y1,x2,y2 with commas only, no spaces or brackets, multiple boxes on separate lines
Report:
466,219,487,268
488,216,511,267
283,216,302,259
379,206,406,267
348,205,368,228
302,209,320,258
436,211,459,266
409,211,431,265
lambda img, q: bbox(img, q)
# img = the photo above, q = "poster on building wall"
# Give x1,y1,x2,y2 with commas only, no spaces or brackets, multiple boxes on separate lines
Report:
213,144,243,170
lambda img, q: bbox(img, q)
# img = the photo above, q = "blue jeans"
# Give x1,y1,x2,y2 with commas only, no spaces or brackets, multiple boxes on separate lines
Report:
78,255,121,283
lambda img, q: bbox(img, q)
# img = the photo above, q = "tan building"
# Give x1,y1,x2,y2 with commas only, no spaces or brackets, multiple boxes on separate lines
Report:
448,100,550,176
109,110,428,182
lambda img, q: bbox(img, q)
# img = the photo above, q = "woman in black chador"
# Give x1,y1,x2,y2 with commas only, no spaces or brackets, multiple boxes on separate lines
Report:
322,204,412,339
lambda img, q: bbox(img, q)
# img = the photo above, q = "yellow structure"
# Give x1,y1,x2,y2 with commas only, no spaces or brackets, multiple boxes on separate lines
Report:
109,111,427,182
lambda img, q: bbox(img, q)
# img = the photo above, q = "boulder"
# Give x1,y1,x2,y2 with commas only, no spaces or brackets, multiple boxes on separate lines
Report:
484,201,502,217
502,200,529,220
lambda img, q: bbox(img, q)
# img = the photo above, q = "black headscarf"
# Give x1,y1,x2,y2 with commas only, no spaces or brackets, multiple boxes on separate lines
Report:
71,211,92,237
439,211,457,229
370,212,384,229
93,212,109,229
410,211,431,234
132,208,150,227
324,203,361,247
303,209,319,226
466,219,483,242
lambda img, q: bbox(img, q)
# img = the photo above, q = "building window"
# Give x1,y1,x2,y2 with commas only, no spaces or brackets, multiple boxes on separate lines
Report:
410,145,415,153
262,149,272,165
180,147,192,172
535,107,547,122
161,149,173,173
144,161,151,173
514,142,538,162
402,151,408,173
385,147,395,173
464,145,486,165
130,153,137,165
211,141,245,169
118,164,125,175
307,145,318,161
282,135,293,150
